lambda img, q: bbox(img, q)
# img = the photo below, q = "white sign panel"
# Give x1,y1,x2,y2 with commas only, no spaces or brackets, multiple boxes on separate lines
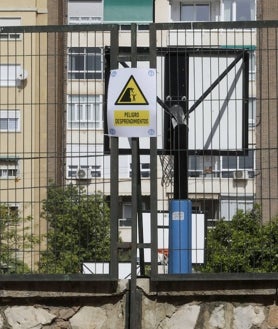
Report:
188,56,244,151
140,212,205,264
107,68,157,137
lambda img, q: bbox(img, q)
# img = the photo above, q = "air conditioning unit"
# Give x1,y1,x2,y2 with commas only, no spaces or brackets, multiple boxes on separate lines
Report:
233,170,249,180
76,168,91,180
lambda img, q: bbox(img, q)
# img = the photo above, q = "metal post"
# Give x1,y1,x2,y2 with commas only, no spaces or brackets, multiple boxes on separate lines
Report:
173,123,188,200
129,23,141,329
168,104,192,274
149,23,158,279
110,25,119,280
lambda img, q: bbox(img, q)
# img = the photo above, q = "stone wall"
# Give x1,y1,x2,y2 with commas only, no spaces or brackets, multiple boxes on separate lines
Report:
0,277,277,329
0,304,125,329
0,299,277,328
142,299,278,329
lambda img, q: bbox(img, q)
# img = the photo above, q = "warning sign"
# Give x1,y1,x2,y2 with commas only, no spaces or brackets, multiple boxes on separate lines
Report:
115,76,149,105
114,110,149,126
107,68,157,137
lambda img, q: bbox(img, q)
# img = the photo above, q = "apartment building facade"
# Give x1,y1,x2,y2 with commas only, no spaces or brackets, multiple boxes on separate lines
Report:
0,1,65,266
66,0,257,230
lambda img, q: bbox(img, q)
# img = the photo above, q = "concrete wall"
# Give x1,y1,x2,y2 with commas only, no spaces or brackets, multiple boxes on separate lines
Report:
0,277,277,329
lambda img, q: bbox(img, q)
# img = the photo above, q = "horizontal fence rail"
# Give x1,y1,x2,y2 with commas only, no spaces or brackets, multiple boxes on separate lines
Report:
0,21,276,279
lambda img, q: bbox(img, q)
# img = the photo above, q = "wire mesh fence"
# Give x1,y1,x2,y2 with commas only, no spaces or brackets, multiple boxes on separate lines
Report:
0,22,277,277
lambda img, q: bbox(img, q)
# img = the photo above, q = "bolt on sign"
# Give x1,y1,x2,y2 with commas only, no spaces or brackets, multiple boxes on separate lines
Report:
107,68,157,137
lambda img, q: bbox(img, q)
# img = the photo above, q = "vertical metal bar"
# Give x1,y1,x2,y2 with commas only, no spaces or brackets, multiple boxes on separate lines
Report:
130,137,139,329
149,23,158,278
110,25,119,280
129,22,141,329
130,23,145,277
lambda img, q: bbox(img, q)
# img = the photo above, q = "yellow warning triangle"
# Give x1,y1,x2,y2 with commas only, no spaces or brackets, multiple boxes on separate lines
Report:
115,75,149,105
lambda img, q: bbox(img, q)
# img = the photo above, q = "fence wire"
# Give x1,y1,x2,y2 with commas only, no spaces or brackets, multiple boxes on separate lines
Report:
0,22,277,276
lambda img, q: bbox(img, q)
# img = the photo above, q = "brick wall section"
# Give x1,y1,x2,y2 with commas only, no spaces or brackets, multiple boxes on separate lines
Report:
256,0,278,221
46,0,66,185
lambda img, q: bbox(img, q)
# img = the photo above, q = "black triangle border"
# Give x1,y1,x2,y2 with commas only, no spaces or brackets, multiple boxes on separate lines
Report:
115,75,149,105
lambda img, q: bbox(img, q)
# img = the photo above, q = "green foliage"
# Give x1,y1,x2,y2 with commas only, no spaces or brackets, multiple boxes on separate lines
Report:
38,184,110,274
200,205,278,273
0,204,34,274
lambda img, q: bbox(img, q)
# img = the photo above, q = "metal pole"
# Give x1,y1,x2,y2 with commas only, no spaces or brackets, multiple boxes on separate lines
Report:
168,105,192,274
109,25,119,280
149,22,158,279
129,23,141,329
173,123,188,200
170,104,188,200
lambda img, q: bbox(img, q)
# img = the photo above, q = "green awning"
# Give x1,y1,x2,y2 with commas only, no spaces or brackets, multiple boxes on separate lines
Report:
104,0,153,23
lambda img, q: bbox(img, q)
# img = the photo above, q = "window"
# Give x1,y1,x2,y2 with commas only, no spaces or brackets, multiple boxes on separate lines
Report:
0,65,21,86
66,144,103,178
0,204,19,223
0,111,20,132
119,203,132,227
188,152,255,178
0,18,21,40
220,198,254,221
0,158,19,179
188,155,220,177
222,150,255,178
68,165,101,179
129,162,150,178
67,95,102,129
68,1,103,24
68,47,102,80
189,155,203,177
224,0,255,21
181,4,210,21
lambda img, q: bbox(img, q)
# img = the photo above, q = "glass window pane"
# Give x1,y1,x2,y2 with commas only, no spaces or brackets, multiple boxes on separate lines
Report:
69,47,81,53
181,5,194,21
222,156,237,169
87,47,100,54
76,104,82,120
87,54,101,71
236,0,251,21
86,105,92,121
224,0,233,21
72,55,84,71
8,118,17,130
0,119,8,130
70,107,75,122
196,4,210,21
181,4,210,21
189,155,198,170
123,204,132,219
239,151,254,169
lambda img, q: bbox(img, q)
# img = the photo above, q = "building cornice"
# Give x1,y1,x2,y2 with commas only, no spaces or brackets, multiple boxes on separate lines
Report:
0,8,48,13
